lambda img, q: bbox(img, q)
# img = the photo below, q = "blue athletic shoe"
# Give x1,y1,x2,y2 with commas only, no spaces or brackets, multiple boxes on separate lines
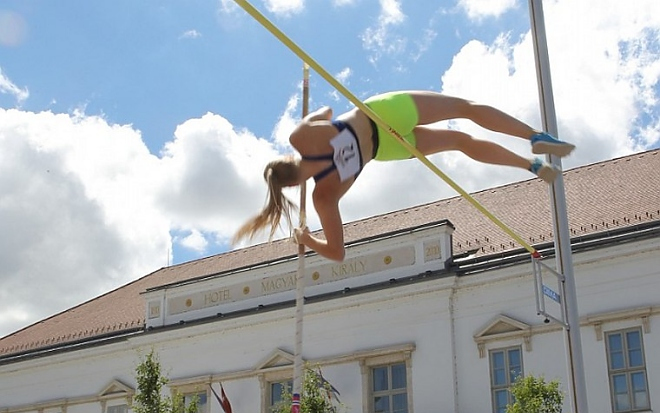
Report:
530,132,575,157
529,157,559,183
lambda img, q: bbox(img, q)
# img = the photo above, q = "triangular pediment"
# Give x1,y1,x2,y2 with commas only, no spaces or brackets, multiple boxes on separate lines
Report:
99,379,134,397
474,315,530,339
473,315,533,358
255,348,295,370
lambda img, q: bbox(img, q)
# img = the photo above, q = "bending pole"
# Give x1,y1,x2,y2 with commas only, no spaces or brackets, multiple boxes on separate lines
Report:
233,0,539,257
292,63,310,413
529,1,588,411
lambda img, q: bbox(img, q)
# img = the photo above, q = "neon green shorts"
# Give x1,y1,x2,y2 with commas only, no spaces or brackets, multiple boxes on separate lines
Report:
365,92,419,161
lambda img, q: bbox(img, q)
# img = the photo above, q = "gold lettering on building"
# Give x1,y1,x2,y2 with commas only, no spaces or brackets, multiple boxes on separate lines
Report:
331,259,366,278
149,303,160,319
203,289,232,306
261,274,296,293
423,240,441,262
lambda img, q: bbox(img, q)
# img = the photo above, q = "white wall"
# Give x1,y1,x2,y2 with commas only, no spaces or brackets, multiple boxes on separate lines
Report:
1,237,658,413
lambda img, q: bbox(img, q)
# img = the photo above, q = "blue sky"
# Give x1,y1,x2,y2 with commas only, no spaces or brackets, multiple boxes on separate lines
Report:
1,0,659,337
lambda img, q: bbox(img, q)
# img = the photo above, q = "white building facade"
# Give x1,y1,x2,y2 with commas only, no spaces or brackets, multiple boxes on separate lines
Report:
1,151,659,413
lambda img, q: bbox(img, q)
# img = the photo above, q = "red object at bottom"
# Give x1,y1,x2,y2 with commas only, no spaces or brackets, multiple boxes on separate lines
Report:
291,393,300,413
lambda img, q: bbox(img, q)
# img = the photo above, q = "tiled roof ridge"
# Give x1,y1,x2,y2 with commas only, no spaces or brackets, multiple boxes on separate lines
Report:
1,149,658,358
0,267,162,342
1,318,144,356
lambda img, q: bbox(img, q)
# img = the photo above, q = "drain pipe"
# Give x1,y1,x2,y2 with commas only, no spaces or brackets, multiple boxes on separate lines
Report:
449,276,460,413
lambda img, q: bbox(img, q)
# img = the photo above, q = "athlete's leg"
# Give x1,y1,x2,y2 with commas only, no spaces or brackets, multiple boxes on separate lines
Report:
413,126,559,182
407,91,537,139
407,91,575,157
414,126,530,167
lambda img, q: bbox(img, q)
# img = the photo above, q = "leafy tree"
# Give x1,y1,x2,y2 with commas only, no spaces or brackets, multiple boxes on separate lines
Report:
133,349,199,413
507,375,564,413
272,365,344,413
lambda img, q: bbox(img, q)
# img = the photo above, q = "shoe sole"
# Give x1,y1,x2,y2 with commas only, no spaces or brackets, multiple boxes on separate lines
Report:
537,165,560,183
532,141,576,157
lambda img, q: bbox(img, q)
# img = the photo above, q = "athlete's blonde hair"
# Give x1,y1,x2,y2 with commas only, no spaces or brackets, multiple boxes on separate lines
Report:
233,157,300,244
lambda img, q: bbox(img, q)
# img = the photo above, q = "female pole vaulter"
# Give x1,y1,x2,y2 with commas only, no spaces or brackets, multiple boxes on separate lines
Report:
234,90,575,261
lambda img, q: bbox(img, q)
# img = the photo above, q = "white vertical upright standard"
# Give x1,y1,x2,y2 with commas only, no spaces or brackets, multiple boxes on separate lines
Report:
292,63,310,413
528,1,589,412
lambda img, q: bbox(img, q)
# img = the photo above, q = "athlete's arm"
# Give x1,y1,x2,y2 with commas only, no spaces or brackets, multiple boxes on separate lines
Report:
304,106,333,122
294,191,345,261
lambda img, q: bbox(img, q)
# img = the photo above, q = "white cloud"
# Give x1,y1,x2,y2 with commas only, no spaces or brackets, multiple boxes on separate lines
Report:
263,0,305,16
361,0,407,64
223,0,304,18
156,112,283,244
438,0,660,166
0,108,283,337
179,29,202,39
0,109,170,337
542,0,660,154
458,0,517,20
411,28,438,62
328,67,354,101
341,0,660,224
336,67,352,84
272,94,300,148
0,67,29,105
179,229,209,253
219,0,240,15
379,0,404,25
332,0,355,6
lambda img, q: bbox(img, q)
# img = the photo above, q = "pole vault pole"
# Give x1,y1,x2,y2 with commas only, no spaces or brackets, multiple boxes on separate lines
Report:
528,1,588,411
292,63,310,413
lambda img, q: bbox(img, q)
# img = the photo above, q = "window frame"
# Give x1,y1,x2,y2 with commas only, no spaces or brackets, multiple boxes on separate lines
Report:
268,378,293,410
184,390,208,413
106,404,129,413
170,384,210,413
370,362,408,413
361,352,413,413
258,368,293,413
605,327,651,413
488,345,523,413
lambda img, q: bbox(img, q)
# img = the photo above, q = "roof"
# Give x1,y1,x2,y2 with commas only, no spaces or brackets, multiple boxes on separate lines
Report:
1,149,659,359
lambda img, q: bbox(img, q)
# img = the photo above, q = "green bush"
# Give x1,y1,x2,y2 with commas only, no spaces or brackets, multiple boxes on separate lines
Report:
507,375,564,413
271,365,343,413
133,349,199,413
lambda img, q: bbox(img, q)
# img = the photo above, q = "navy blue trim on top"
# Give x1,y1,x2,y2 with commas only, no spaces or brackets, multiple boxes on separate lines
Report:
301,121,363,183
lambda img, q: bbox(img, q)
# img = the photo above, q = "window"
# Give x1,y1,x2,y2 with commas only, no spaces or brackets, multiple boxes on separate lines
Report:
269,379,292,410
606,328,650,412
489,346,522,413
183,391,208,413
107,405,128,413
370,363,408,413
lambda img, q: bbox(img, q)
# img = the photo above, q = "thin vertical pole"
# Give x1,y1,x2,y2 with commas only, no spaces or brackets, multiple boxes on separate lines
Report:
528,1,589,412
292,63,310,413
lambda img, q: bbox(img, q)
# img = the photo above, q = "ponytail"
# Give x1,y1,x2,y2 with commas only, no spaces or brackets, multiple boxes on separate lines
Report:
232,157,300,244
